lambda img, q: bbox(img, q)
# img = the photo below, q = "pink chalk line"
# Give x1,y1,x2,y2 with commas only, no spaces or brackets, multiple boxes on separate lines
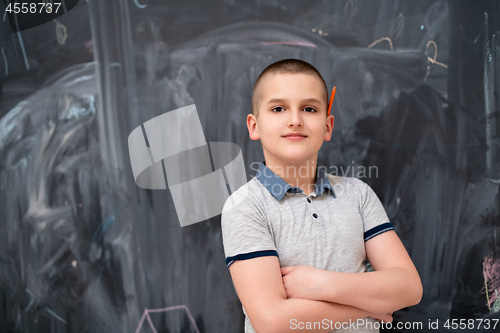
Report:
481,252,500,310
134,305,200,333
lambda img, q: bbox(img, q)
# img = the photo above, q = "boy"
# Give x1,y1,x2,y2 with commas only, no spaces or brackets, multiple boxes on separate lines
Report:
221,58,422,333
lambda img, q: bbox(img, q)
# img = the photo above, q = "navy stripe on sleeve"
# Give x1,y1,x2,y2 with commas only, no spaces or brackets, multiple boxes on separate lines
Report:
226,250,279,269
364,222,395,241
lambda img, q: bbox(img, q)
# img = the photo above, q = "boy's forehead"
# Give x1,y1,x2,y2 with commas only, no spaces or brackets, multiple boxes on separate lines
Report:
259,72,326,102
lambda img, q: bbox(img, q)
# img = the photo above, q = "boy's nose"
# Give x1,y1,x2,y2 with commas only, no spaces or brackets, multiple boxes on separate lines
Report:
287,109,304,126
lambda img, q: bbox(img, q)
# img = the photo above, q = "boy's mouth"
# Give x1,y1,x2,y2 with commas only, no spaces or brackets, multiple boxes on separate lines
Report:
283,133,307,138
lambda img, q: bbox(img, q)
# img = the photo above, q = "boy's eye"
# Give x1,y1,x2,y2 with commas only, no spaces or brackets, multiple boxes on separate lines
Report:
271,106,318,113
271,106,285,113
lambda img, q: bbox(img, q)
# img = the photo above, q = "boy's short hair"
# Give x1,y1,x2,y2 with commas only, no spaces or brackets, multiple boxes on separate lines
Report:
252,58,329,118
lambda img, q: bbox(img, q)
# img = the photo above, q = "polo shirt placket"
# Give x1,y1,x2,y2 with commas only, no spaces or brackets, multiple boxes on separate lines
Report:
257,160,334,225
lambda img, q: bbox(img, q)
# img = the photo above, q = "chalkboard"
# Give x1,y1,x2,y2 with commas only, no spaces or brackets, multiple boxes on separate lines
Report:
0,0,499,332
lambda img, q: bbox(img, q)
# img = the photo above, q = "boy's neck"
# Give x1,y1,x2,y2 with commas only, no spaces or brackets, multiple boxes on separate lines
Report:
263,157,318,196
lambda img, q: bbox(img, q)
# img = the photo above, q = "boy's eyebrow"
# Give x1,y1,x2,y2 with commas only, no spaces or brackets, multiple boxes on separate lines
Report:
266,98,323,105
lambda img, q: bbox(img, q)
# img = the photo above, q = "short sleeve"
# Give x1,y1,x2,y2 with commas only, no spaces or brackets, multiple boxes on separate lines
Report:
355,179,395,242
221,185,278,270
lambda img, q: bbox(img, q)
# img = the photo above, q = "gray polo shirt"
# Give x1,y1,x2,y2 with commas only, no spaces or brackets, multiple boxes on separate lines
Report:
221,160,394,333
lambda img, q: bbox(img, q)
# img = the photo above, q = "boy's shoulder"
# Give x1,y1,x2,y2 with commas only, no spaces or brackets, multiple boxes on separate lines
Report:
221,177,264,215
323,173,375,201
324,172,367,188
230,176,263,198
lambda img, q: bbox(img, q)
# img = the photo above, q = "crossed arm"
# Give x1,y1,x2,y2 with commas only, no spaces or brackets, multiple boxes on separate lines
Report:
228,230,423,333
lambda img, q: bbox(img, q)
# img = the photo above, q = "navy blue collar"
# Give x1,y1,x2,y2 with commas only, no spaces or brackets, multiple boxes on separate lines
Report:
255,160,336,201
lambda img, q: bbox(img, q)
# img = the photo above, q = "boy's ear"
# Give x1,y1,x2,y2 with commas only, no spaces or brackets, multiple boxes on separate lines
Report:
247,113,260,140
324,115,334,141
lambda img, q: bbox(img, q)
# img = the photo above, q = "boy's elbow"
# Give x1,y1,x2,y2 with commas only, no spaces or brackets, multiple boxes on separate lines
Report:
402,272,423,308
386,278,422,314
392,271,423,312
253,314,276,333
252,300,287,333
410,279,423,306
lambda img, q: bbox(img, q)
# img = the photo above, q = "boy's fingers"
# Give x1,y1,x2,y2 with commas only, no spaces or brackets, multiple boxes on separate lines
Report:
280,266,295,275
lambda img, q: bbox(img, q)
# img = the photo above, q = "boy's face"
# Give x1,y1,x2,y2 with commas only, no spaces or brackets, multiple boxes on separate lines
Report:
247,72,334,166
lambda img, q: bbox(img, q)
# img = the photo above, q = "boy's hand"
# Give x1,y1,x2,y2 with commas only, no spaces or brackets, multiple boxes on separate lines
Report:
281,265,327,300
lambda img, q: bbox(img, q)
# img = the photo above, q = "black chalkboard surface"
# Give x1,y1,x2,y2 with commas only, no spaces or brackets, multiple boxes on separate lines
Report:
0,0,499,332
